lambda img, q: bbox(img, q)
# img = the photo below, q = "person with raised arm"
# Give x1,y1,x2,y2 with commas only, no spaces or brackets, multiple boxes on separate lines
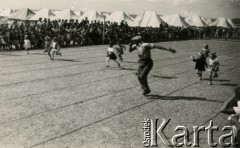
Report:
129,36,176,95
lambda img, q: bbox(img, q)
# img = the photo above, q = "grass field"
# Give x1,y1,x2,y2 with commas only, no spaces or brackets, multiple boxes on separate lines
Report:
0,39,240,148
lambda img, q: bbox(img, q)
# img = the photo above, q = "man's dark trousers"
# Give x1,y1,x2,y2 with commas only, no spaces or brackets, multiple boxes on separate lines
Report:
138,59,153,92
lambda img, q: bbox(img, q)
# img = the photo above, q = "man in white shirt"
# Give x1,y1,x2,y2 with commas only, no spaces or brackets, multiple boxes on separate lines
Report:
129,36,176,95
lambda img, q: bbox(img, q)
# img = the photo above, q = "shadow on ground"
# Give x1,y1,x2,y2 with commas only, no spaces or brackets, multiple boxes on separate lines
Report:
152,75,178,79
121,67,137,71
220,83,238,87
202,78,230,82
0,53,21,56
124,61,138,63
31,53,46,55
145,95,224,103
55,59,81,62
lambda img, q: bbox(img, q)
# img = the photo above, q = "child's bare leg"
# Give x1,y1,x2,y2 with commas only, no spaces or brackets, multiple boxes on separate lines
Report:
199,71,202,80
113,60,121,68
52,51,55,60
48,50,52,59
118,54,123,62
209,72,213,85
213,72,218,78
106,57,110,67
56,51,62,56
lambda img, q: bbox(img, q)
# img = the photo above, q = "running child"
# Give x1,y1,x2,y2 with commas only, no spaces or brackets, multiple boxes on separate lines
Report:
24,35,31,54
51,37,62,60
115,40,126,62
106,43,121,68
44,36,52,59
208,52,220,85
191,51,207,80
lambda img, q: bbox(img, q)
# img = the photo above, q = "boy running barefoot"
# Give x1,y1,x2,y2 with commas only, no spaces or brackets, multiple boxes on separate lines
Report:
115,40,126,62
51,37,62,60
24,35,31,54
44,36,52,59
106,43,121,68
208,52,220,85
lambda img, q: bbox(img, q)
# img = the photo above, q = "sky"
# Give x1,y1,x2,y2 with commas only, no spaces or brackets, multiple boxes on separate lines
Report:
0,0,240,18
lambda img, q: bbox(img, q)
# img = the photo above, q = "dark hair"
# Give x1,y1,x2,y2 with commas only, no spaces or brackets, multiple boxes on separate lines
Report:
109,42,113,47
210,52,217,58
204,44,208,49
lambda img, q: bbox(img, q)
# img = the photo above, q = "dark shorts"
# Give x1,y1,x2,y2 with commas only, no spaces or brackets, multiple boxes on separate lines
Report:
107,52,117,60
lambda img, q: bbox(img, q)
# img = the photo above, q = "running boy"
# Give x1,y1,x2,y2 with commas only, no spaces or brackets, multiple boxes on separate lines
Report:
24,35,31,54
115,40,126,62
106,43,121,68
44,36,52,59
208,52,220,85
51,37,62,60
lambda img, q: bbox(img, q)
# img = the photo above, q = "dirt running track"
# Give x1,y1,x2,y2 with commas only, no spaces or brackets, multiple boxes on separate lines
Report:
0,40,240,148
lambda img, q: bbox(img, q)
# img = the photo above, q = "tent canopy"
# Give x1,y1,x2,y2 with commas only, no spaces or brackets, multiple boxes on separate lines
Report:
185,15,207,27
102,12,111,18
8,8,35,20
29,9,56,20
210,17,233,28
79,10,105,22
54,9,79,20
138,11,165,27
106,11,134,25
130,15,142,27
0,8,15,17
73,11,83,17
201,17,213,25
227,18,236,28
161,14,189,27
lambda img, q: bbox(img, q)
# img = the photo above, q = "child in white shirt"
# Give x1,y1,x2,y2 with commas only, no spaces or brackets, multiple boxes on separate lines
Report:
106,43,121,68
208,52,220,85
24,35,31,54
51,37,62,60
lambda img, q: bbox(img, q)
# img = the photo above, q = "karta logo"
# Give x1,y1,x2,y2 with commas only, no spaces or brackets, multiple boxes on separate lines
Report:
142,119,239,147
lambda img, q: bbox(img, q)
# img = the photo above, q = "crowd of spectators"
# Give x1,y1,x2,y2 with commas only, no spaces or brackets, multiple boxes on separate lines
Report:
0,17,239,50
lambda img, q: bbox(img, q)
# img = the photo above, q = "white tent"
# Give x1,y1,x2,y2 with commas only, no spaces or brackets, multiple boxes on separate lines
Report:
53,10,61,15
0,8,15,17
73,11,83,17
138,11,165,27
102,12,110,18
185,15,207,27
79,10,105,21
201,17,213,25
54,9,79,20
130,15,142,27
106,11,134,25
210,17,233,28
8,8,35,20
32,10,39,14
161,14,189,27
29,9,56,20
227,18,236,28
